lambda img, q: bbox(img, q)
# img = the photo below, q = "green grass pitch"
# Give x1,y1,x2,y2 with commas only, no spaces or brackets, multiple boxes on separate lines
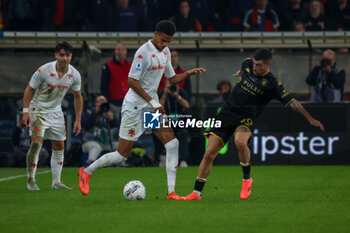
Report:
0,166,349,233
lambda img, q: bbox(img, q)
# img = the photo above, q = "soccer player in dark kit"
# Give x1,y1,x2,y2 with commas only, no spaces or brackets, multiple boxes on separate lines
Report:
183,48,325,200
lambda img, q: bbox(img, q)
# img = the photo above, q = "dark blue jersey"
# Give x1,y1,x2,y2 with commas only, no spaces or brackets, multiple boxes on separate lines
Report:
224,58,293,118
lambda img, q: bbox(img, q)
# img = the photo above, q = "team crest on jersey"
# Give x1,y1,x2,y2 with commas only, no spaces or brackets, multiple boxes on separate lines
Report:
68,74,72,79
152,54,156,58
163,51,167,56
260,79,268,86
137,54,143,59
237,76,242,83
128,129,136,137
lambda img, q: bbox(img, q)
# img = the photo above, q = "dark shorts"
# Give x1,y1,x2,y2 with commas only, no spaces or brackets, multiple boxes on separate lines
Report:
204,109,254,146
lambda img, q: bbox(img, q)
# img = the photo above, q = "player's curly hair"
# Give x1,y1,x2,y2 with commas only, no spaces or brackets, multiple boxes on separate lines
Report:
253,49,272,62
155,20,177,36
55,41,73,53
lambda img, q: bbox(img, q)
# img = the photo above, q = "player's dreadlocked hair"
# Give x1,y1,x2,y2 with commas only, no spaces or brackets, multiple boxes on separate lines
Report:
155,20,177,36
253,49,272,63
55,41,73,53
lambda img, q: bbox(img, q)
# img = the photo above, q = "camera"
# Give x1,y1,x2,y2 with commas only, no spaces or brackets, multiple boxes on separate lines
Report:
320,58,332,68
100,102,110,113
169,85,177,92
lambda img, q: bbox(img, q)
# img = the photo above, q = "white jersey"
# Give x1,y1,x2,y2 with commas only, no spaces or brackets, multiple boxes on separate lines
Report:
28,61,81,113
126,40,176,107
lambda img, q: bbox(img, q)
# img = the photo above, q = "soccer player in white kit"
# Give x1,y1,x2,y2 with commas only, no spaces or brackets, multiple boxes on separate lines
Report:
22,42,83,191
79,20,206,199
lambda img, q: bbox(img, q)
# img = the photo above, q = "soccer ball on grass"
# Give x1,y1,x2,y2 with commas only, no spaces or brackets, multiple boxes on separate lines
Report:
123,180,146,200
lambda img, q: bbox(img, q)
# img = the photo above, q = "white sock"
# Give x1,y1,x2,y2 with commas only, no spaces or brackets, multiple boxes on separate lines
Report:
164,138,179,194
51,150,64,185
26,142,42,182
84,150,125,175
194,190,201,197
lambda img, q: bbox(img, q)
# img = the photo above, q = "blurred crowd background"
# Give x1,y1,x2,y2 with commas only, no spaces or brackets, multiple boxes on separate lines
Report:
0,0,349,33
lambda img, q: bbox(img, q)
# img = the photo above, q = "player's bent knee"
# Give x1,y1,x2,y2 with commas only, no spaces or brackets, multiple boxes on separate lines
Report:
235,138,248,150
165,138,179,151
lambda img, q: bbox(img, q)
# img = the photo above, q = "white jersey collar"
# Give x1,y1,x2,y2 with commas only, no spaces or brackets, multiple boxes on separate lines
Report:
148,40,166,53
51,60,72,78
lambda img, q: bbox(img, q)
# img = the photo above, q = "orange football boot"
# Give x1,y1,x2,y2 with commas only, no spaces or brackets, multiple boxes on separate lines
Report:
240,178,253,200
78,167,91,196
167,191,185,200
184,191,202,200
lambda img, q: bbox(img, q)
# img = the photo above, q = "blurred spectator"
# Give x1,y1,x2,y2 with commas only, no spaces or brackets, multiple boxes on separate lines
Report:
42,0,85,31
153,80,191,167
189,0,214,31
100,42,131,119
301,0,336,31
81,0,112,31
325,0,350,31
227,0,254,31
294,20,306,31
116,0,138,31
306,49,346,102
131,0,160,31
243,0,280,31
0,0,3,33
171,50,192,101
5,0,44,31
210,79,232,104
12,113,49,167
278,0,308,31
173,0,201,32
82,95,118,165
158,50,192,102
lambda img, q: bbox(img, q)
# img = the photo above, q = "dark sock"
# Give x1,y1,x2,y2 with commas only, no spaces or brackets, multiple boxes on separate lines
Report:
194,177,206,193
240,162,251,180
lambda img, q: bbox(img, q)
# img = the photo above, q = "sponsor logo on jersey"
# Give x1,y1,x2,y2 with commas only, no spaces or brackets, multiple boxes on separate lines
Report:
151,65,166,70
137,54,143,59
47,84,69,89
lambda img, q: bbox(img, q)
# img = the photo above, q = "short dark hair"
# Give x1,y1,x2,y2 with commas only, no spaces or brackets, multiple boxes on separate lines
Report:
216,80,232,92
55,41,73,53
155,20,176,36
253,49,272,62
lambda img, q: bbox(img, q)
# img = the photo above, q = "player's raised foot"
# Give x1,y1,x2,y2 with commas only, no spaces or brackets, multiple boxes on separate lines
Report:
51,182,72,190
167,191,185,200
184,192,202,200
78,167,91,196
26,180,40,191
240,178,253,200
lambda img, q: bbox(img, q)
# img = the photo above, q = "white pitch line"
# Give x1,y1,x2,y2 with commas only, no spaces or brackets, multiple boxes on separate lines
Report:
0,170,51,182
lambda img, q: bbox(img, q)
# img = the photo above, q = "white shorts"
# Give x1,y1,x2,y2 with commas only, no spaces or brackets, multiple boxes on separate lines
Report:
29,109,66,141
119,98,154,141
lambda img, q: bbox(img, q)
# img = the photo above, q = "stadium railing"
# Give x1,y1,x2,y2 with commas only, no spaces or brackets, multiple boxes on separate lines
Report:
1,31,349,49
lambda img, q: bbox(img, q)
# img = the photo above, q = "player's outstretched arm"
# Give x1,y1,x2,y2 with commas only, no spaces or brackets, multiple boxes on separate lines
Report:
73,90,83,136
128,77,166,114
168,68,206,85
289,98,325,131
22,85,35,128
